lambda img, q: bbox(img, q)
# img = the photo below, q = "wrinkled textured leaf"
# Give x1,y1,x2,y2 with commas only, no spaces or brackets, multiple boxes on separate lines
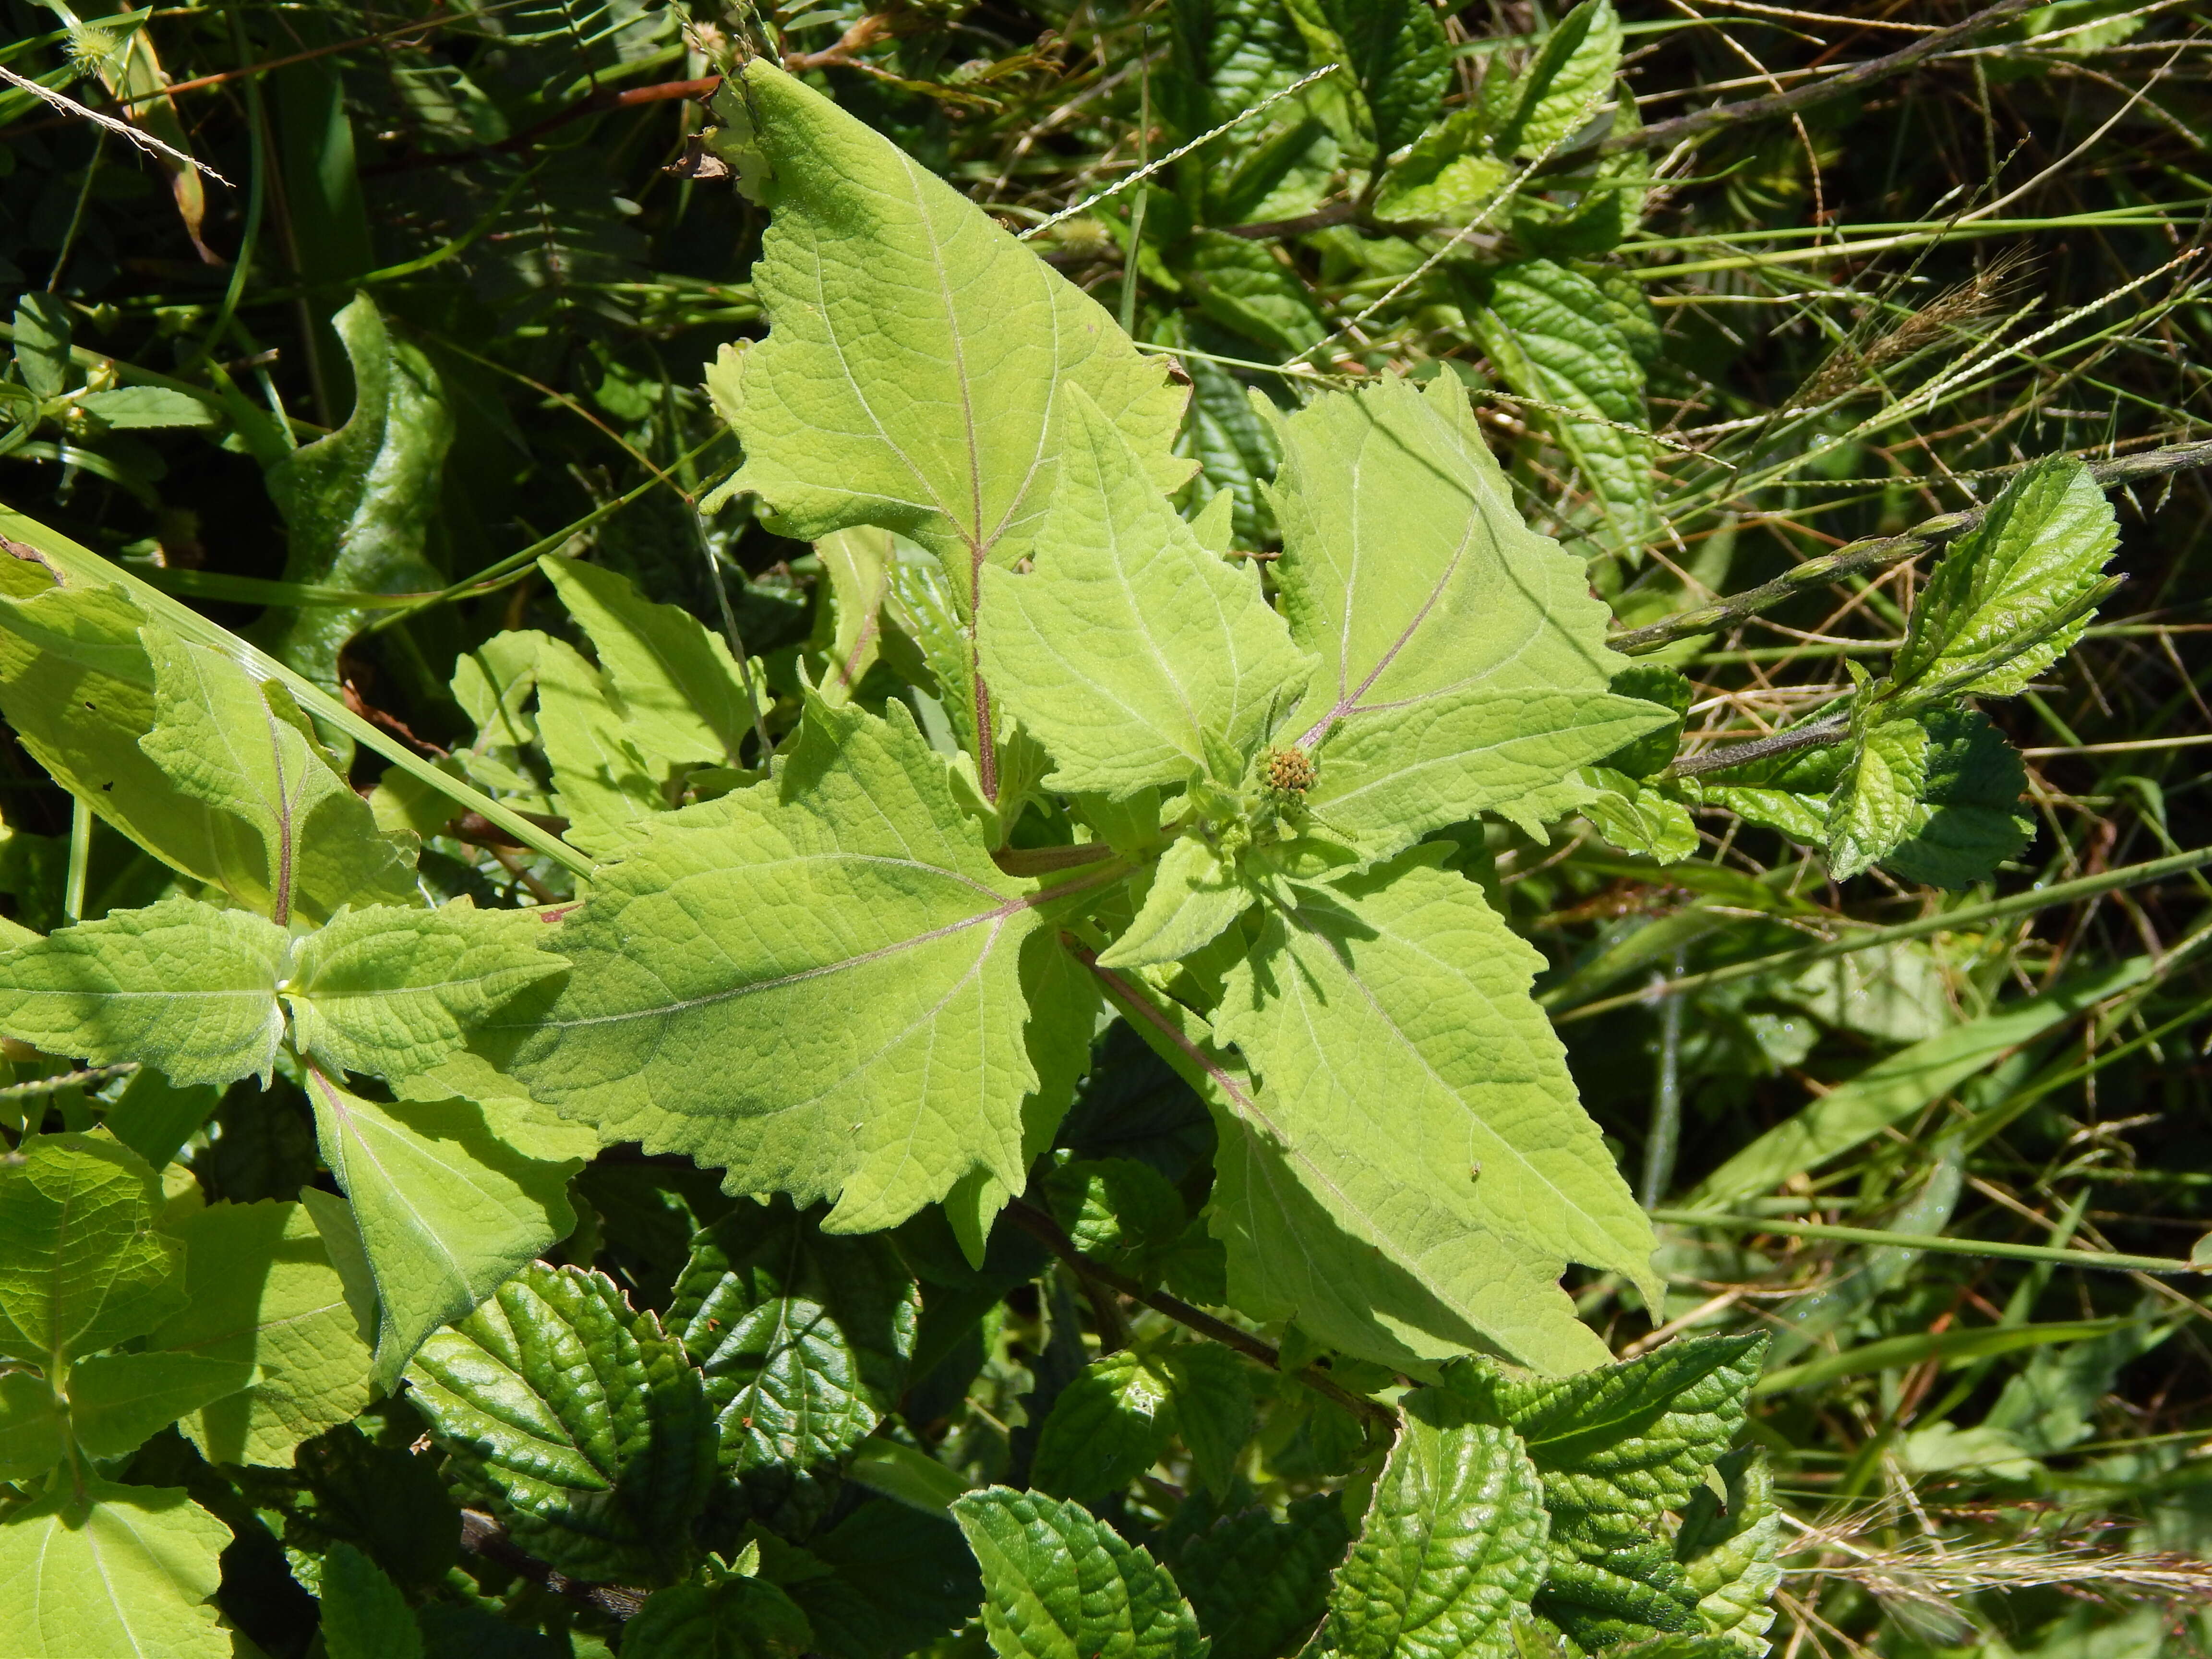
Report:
65,1350,256,1458
1181,231,1326,357
1580,768,1698,864
667,1198,919,1507
982,386,1311,798
1471,261,1657,565
1892,455,2119,701
1883,708,2032,888
1031,1348,1178,1502
1675,1449,1781,1653
541,555,754,767
1216,850,1657,1367
319,1541,425,1659
496,697,1087,1233
704,61,1188,618
0,898,287,1089
1490,0,1622,159
254,295,451,688
955,1486,1206,1659
306,1067,584,1388
1264,376,1659,856
1826,712,1929,880
793,1498,984,1659
0,1480,233,1659
286,903,567,1080
1318,1388,1549,1659
1307,0,1451,156
1161,1343,1257,1498
148,1199,373,1467
625,1572,815,1659
0,1132,184,1365
1172,1491,1351,1659
406,1262,713,1585
138,624,417,921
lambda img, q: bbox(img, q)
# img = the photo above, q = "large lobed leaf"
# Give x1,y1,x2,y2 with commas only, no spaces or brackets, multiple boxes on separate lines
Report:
1262,375,1664,857
704,60,1188,618
493,696,1096,1233
0,1480,234,1659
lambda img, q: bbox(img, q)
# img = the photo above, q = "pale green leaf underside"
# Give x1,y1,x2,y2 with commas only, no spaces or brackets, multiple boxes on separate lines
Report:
0,1481,233,1659
0,898,287,1089
286,903,568,1081
1264,375,1645,850
306,1068,583,1389
953,1487,1205,1659
1217,851,1658,1359
539,555,752,767
0,1133,183,1367
147,1199,374,1467
1320,1390,1549,1659
495,698,1058,1233
981,386,1313,798
707,60,1189,608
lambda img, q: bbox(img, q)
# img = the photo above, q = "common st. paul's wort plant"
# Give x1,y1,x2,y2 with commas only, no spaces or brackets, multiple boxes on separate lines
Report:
0,36,2151,1659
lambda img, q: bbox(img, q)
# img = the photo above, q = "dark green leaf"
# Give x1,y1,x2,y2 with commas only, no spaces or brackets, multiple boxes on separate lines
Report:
286,1420,460,1597
319,1541,423,1659
1882,708,2032,889
1314,0,1451,156
1173,1491,1350,1659
954,1486,1206,1659
1602,665,1691,781
406,1262,713,1584
11,295,70,400
789,1498,983,1659
1030,1348,1177,1503
625,1572,814,1659
666,1197,919,1518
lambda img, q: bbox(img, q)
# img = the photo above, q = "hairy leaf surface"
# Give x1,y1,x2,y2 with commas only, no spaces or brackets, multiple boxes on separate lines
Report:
704,61,1188,613
0,899,287,1088
496,698,1091,1232
0,1481,233,1659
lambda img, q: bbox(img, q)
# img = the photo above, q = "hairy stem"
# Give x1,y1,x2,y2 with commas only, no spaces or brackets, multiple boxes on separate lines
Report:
1668,712,1850,779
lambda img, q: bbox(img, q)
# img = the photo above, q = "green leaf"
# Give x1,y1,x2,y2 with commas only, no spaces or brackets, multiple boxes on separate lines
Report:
817,527,896,704
1216,850,1657,1368
1825,711,1929,880
1180,231,1326,358
666,1197,920,1510
1310,0,1452,156
1172,335,1283,548
1373,109,1513,223
981,386,1311,799
704,60,1189,618
532,631,668,857
1892,455,2119,702
1264,376,1661,857
1602,665,1692,781
495,697,1081,1233
540,555,755,768
1046,1156,1190,1282
65,1349,256,1458
0,1370,65,1480
0,1131,184,1365
286,903,567,1081
138,623,418,921
254,295,452,689
848,1437,972,1513
1031,1348,1178,1503
790,1499,984,1659
286,1420,460,1597
1101,836,1253,970
76,387,220,430
11,293,71,399
1171,1492,1351,1659
319,1540,425,1659
406,1262,714,1585
1674,1449,1781,1654
1471,1334,1766,1530
1160,1343,1257,1499
954,1486,1206,1659
0,898,288,1088
146,1198,374,1467
1490,0,1623,160
1531,1541,1699,1650
1579,768,1698,864
305,1066,585,1388
1470,260,1658,565
1883,708,2032,888
0,1480,233,1659
103,1067,222,1170
1316,1387,1550,1659
626,1571,815,1659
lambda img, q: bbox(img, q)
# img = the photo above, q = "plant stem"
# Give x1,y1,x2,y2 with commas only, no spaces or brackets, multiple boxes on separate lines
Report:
1549,845,2212,1023
1639,951,1685,1207
1649,1209,2199,1275
62,795,91,926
